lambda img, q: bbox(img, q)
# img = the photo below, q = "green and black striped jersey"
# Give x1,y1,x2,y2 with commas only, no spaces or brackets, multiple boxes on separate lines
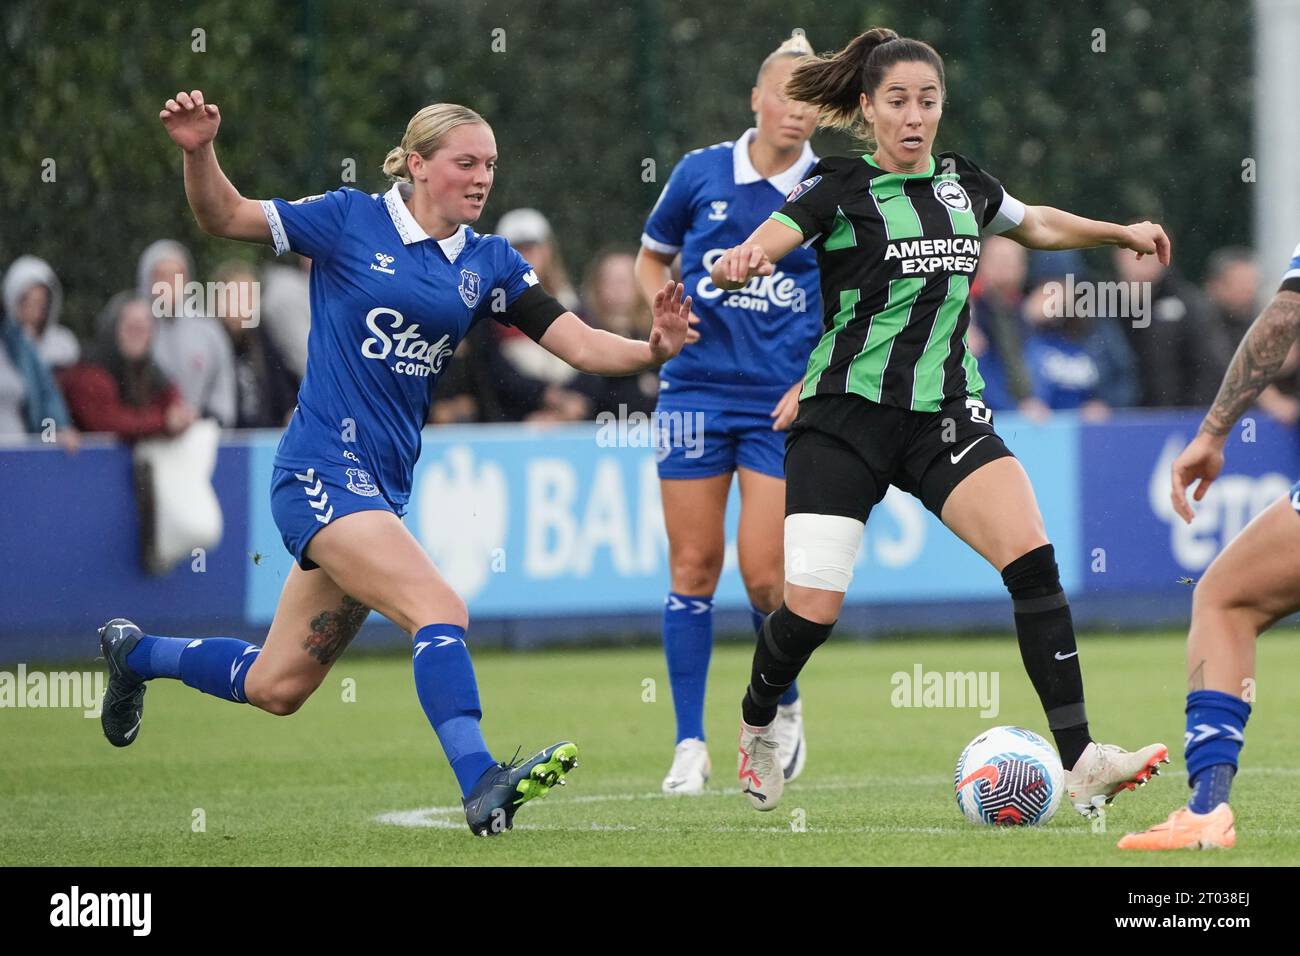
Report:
771,152,1025,412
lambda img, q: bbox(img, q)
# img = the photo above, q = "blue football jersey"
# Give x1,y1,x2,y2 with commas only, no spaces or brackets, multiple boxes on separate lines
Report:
262,183,542,510
641,128,823,410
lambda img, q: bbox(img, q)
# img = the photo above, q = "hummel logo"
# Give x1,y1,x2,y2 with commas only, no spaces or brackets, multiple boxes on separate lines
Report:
949,435,987,465
296,467,333,523
229,646,260,701
665,595,710,614
1054,650,1079,661
414,637,462,657
371,252,396,275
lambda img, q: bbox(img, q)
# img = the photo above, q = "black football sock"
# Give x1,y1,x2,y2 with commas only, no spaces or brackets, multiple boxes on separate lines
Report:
1001,544,1091,769
741,603,833,728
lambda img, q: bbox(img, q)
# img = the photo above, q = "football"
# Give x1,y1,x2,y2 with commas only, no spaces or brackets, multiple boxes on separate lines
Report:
954,726,1064,826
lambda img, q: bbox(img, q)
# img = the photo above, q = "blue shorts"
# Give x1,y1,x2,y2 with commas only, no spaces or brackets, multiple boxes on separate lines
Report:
270,462,402,570
654,402,786,480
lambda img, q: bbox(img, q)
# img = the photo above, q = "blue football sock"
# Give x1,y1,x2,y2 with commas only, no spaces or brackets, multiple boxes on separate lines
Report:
1185,689,1251,813
1190,764,1236,814
412,624,496,797
127,635,261,703
126,634,186,680
750,605,799,706
664,592,713,743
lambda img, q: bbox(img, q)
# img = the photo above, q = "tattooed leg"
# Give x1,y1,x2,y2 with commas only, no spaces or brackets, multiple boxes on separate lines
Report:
243,564,370,716
304,595,370,665
1186,496,1300,699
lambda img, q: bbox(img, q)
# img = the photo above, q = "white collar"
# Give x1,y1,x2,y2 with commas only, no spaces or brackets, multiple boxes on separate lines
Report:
383,182,468,262
732,128,816,195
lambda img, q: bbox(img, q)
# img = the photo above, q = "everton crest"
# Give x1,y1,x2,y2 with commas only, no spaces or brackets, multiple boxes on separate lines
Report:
458,269,482,308
345,467,381,497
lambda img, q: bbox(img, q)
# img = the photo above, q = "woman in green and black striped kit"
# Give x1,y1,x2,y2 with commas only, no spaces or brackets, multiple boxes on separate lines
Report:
715,27,1170,818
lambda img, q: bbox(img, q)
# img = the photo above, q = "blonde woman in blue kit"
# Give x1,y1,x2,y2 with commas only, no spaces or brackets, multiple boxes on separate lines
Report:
635,33,823,794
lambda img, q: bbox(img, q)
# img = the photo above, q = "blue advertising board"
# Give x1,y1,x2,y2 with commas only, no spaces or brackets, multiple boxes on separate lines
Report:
245,413,1078,624
3,410,1297,662
1078,411,1300,592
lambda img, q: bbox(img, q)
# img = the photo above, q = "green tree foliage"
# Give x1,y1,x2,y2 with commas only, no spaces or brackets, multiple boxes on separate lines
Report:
1,0,1251,338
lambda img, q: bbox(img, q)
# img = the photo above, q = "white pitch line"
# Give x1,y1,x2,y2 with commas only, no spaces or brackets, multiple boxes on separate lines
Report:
374,780,1072,833
373,767,1300,834
373,808,1020,834
374,806,1300,837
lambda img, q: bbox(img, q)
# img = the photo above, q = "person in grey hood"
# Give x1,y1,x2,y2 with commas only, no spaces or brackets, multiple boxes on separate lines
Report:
136,238,237,426
2,255,80,370
0,299,75,442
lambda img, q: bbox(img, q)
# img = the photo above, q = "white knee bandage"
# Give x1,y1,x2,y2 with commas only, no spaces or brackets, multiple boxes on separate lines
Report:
784,513,865,593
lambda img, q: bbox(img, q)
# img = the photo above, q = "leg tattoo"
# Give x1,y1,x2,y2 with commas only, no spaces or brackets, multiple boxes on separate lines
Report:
304,596,369,665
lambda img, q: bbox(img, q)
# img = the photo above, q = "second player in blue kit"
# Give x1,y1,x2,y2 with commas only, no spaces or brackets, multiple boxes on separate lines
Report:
636,33,824,794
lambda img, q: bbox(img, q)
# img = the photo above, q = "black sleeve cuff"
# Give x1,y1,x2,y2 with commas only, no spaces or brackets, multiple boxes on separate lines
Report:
501,285,567,343
1281,278,1300,295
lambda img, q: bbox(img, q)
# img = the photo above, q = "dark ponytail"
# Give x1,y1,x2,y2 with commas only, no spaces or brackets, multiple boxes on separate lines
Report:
786,27,945,146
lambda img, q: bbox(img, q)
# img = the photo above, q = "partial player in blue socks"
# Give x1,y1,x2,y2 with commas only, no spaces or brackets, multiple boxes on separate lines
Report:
1184,689,1251,813
663,592,713,743
411,623,497,797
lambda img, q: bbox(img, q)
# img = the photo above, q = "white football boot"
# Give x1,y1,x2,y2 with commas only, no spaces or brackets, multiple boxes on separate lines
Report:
771,699,807,782
661,737,711,796
738,721,784,811
1065,741,1170,817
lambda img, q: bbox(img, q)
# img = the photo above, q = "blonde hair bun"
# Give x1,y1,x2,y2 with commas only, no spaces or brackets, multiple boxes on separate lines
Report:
774,30,813,57
381,103,487,183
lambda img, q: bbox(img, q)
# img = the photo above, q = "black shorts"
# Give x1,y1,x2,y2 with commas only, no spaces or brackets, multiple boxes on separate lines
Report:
784,392,1014,522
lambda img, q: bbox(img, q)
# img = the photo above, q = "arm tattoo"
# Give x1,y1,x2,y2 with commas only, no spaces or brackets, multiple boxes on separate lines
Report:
1189,659,1206,692
1201,291,1300,437
304,595,369,665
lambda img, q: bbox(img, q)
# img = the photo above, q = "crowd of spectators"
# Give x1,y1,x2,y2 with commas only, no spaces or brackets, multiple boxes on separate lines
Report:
1,211,1291,445
969,236,1290,422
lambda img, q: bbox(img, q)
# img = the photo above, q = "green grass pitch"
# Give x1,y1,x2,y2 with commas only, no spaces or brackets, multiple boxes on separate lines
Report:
4,630,1299,866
